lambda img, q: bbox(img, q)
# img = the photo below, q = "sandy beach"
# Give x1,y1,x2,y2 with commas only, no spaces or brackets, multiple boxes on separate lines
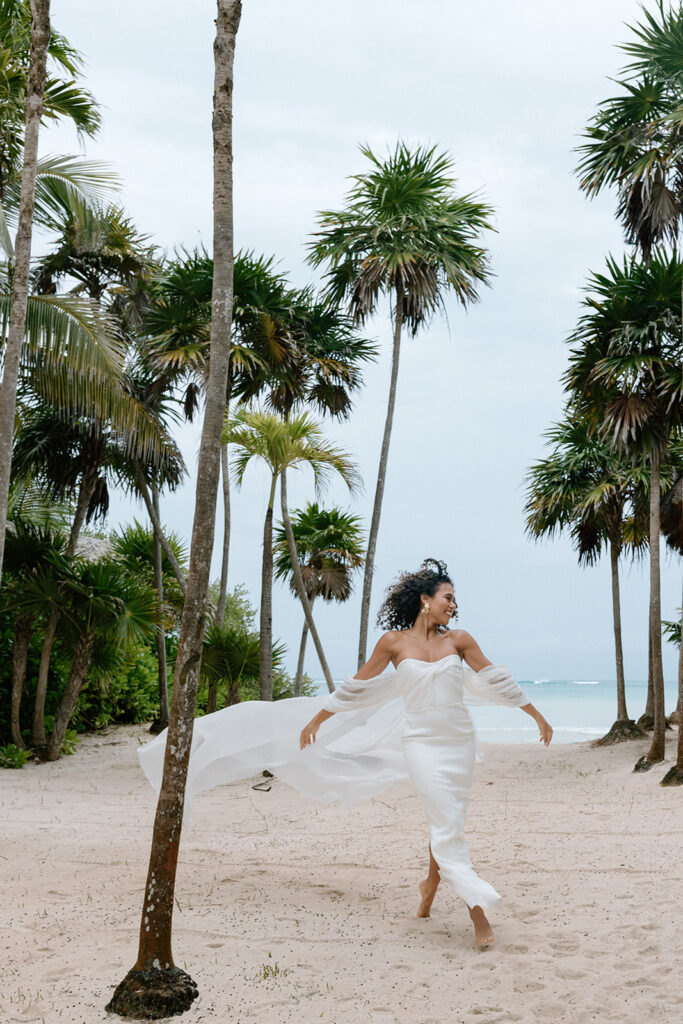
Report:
2,725,682,1024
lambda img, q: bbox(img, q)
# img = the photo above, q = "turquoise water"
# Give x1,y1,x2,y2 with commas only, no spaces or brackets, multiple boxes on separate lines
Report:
314,679,679,744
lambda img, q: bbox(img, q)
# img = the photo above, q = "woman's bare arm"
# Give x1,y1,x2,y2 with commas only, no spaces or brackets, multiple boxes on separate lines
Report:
458,631,553,747
299,635,395,749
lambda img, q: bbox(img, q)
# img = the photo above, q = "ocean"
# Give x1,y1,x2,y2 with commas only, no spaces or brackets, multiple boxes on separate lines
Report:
314,678,680,744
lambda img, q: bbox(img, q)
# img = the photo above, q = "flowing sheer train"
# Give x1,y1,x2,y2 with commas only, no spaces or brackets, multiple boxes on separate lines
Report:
138,655,528,910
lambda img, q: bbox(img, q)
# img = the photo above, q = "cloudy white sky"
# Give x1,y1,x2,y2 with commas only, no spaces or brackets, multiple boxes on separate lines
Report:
44,0,680,684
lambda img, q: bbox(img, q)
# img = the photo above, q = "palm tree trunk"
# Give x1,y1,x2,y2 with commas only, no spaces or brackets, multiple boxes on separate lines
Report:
31,468,97,749
595,537,643,745
646,453,666,763
660,586,683,785
107,6,240,1014
10,614,33,748
610,540,628,721
152,482,170,733
294,601,313,697
357,293,404,668
215,441,230,625
258,474,277,701
45,633,94,762
280,470,335,693
134,463,186,595
0,0,51,585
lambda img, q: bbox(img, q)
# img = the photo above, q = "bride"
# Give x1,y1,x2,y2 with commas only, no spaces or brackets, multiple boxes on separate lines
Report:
139,558,553,950
298,558,553,949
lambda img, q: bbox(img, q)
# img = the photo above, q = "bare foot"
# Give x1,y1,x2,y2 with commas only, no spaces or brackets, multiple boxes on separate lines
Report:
469,905,494,948
416,879,438,918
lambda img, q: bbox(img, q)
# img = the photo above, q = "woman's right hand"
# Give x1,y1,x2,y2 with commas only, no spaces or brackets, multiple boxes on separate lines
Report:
300,717,321,750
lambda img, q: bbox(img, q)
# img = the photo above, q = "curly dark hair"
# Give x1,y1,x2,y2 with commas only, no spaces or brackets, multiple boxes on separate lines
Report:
376,558,457,631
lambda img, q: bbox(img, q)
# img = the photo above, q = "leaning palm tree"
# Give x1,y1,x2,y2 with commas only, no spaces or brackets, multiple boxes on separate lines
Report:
226,409,360,700
565,252,683,768
0,0,108,582
308,141,495,667
274,503,364,695
107,6,241,1013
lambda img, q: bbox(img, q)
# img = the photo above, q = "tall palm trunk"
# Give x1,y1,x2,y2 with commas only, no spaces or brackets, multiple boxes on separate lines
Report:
294,597,314,696
215,440,231,625
10,614,33,748
152,482,170,733
107,5,240,1015
610,539,627,721
280,470,335,693
31,467,97,749
596,537,642,744
661,590,683,786
45,633,94,761
258,474,277,700
134,463,186,595
645,453,666,763
357,293,404,668
0,0,51,584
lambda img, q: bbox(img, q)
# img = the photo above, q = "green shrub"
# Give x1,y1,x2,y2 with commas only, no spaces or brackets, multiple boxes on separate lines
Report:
0,743,31,768
72,642,161,731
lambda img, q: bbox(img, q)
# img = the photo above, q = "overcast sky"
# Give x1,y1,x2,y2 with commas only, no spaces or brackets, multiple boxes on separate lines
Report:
44,0,680,684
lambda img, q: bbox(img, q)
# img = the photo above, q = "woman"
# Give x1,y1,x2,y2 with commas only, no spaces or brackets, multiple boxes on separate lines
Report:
139,558,552,950
299,558,553,948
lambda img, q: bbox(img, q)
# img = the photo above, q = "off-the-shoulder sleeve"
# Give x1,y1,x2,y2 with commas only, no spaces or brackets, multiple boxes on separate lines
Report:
321,669,401,713
462,664,529,707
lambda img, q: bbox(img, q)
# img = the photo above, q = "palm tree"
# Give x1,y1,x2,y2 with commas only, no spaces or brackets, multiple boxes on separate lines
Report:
274,503,364,695
0,0,107,582
565,252,682,767
525,412,653,742
20,557,156,760
107,5,242,1014
308,141,495,667
2,515,67,746
201,624,285,711
111,520,188,730
576,2,683,262
226,409,360,699
0,0,51,582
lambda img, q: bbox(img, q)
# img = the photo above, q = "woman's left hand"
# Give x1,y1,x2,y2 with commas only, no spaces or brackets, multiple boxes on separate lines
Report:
537,718,553,747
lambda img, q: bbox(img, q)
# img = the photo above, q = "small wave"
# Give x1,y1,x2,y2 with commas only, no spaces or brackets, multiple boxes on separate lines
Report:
532,679,550,685
572,680,600,685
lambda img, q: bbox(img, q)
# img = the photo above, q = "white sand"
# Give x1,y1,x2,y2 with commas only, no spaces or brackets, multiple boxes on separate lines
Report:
2,724,682,1024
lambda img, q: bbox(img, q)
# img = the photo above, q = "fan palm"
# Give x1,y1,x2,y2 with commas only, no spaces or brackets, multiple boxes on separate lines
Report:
201,625,285,710
525,412,660,743
2,516,67,747
111,520,188,729
226,409,360,699
21,558,156,760
308,140,495,667
564,252,682,766
575,2,683,261
274,503,364,694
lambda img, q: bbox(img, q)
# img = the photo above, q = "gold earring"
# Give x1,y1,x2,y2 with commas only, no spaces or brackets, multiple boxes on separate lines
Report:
422,602,430,615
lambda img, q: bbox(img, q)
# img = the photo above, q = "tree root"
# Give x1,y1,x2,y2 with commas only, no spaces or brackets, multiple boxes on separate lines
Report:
592,719,644,746
636,713,654,731
660,766,683,787
105,964,198,1019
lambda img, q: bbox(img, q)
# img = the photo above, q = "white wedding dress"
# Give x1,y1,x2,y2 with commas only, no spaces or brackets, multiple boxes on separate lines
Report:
139,654,529,910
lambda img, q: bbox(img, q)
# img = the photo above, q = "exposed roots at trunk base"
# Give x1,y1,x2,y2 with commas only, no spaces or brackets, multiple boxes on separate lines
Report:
660,766,683,787
633,754,665,772
667,710,681,726
592,719,644,746
636,714,654,731
105,965,198,1019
